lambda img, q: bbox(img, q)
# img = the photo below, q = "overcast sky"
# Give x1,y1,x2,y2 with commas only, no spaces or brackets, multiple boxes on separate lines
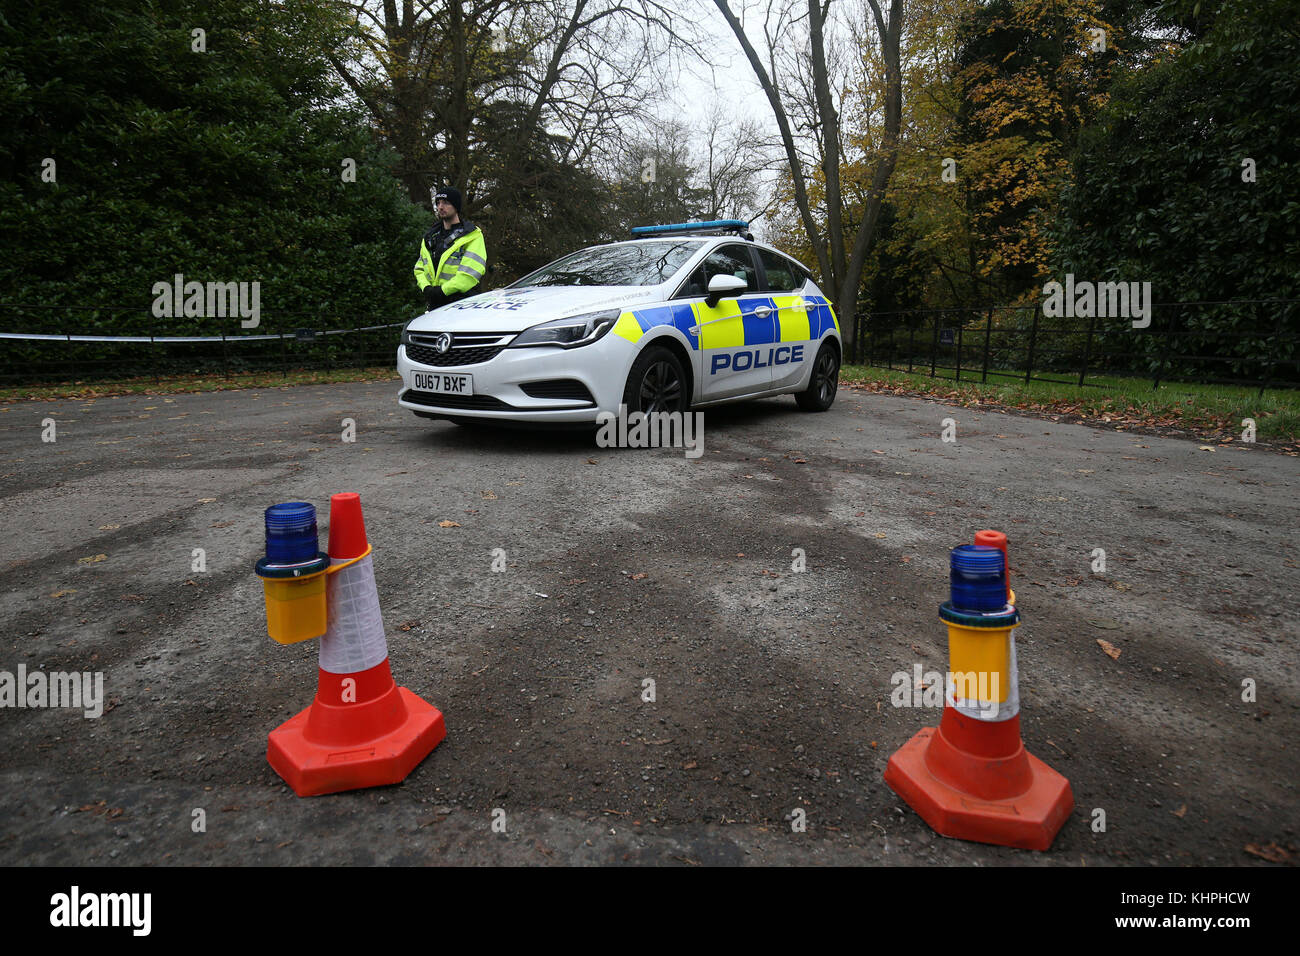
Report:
668,1,773,126
656,1,803,239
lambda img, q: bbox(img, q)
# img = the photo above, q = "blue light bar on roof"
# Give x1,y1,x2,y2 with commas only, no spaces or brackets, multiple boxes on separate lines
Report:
630,219,750,237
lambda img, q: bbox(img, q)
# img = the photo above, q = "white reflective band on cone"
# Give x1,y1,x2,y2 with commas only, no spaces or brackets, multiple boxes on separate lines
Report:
319,555,389,674
946,637,1021,722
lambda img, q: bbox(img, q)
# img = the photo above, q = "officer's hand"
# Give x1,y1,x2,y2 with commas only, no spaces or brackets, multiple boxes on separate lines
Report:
424,286,446,310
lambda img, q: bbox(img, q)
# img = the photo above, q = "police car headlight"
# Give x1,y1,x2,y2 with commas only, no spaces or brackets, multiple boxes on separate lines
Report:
509,310,620,349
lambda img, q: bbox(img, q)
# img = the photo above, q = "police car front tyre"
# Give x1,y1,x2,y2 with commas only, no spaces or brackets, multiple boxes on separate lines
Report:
622,344,688,415
796,341,839,412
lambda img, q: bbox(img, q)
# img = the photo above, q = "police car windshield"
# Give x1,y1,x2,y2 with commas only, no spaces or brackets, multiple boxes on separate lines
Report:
511,241,698,288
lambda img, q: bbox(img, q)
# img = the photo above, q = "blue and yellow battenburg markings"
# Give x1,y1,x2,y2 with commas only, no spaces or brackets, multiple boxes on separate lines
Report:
611,295,838,349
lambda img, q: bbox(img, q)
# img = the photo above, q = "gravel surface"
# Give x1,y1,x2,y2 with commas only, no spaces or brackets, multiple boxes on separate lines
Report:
1,381,1295,865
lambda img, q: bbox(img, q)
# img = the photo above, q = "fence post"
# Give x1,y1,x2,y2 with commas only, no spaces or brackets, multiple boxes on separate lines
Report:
955,315,963,383
1152,304,1171,390
865,309,874,368
1025,308,1039,384
930,314,939,378
151,310,160,385
1260,301,1286,398
908,323,915,373
981,308,993,383
1078,311,1096,387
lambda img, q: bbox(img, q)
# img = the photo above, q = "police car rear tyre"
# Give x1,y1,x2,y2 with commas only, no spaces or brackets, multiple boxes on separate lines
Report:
623,344,688,415
796,340,839,412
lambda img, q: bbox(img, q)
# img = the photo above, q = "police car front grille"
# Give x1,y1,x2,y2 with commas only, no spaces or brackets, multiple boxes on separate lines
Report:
406,343,507,367
520,379,595,403
401,390,513,410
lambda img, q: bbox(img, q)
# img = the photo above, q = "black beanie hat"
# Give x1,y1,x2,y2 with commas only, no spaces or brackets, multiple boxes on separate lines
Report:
433,186,463,213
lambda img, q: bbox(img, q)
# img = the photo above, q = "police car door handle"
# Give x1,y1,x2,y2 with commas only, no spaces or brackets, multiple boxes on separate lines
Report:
752,306,773,318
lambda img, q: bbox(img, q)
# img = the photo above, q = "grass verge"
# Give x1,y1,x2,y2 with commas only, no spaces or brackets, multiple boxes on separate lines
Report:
0,366,400,401
840,364,1300,447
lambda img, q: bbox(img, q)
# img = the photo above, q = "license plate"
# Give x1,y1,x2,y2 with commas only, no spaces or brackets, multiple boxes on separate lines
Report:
412,371,472,394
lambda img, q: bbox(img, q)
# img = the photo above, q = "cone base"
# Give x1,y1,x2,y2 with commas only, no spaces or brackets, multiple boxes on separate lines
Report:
267,687,445,797
884,726,1073,851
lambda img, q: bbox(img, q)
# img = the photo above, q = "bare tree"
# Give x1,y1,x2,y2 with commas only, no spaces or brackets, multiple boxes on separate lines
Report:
698,102,769,222
326,0,706,207
713,0,904,350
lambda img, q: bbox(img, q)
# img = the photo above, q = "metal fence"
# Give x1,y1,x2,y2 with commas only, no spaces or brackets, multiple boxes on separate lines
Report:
4,298,1299,393
0,304,409,385
849,298,1300,394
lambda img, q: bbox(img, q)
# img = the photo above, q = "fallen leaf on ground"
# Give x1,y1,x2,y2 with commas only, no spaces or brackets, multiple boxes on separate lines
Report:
77,554,107,565
437,520,460,528
481,490,497,499
1173,804,1187,818
1198,446,1216,452
1244,843,1290,863
49,589,76,598
1096,639,1121,660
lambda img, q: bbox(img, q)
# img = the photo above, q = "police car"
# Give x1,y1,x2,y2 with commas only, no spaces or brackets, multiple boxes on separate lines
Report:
396,220,841,425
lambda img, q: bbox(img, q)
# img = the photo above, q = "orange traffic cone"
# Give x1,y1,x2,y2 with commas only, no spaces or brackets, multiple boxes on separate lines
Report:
884,530,1073,850
266,493,445,796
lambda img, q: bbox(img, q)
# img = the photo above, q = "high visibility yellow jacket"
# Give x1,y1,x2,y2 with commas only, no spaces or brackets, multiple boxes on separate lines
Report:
414,221,488,296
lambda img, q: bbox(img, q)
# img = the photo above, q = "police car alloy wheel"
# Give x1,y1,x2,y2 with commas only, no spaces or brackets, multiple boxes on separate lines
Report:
396,219,843,428
796,340,840,412
623,344,688,414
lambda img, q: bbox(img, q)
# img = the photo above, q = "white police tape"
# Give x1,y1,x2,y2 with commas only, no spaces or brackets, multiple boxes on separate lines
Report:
0,323,404,344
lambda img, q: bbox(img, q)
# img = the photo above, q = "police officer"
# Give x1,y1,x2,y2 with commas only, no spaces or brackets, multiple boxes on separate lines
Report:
414,186,488,311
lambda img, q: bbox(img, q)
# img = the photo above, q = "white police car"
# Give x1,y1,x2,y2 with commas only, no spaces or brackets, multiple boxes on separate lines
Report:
397,220,841,425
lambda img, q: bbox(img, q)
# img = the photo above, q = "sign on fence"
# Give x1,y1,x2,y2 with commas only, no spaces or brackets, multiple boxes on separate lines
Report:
939,328,955,346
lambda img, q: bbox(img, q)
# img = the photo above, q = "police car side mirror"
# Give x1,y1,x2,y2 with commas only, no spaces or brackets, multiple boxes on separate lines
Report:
705,274,747,308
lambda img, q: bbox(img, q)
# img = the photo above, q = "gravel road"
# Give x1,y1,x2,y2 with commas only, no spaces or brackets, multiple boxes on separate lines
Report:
1,381,1295,865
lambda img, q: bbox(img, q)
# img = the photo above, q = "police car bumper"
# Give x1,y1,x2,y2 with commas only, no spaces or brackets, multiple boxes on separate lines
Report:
397,337,635,424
